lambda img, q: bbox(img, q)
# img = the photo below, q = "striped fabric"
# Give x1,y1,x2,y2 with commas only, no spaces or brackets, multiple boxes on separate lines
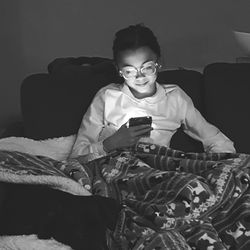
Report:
89,142,250,249
0,142,250,249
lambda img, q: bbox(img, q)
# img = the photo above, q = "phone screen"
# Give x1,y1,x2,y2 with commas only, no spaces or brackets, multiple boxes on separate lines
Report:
128,116,152,137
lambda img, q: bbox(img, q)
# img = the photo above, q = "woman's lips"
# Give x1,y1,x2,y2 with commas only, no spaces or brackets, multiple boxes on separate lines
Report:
135,81,148,86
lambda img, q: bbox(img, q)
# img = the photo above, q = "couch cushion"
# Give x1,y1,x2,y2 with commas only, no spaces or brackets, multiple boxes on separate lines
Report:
203,63,250,154
21,62,120,140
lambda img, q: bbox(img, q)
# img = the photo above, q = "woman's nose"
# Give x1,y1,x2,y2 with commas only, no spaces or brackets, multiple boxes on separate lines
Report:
136,69,145,78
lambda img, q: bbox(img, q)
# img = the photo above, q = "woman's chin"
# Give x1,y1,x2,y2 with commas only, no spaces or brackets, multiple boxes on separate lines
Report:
128,80,156,98
132,88,155,98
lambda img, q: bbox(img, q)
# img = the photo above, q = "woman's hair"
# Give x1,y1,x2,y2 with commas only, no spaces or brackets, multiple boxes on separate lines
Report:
112,24,161,61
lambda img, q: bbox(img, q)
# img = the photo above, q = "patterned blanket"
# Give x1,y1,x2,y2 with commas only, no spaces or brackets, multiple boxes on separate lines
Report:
84,142,250,249
0,150,91,196
1,142,250,249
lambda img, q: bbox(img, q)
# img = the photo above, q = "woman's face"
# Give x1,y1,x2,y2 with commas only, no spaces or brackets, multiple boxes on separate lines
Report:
117,46,159,99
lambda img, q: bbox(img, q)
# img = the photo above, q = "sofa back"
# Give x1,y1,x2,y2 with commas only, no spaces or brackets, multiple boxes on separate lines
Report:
21,57,204,152
21,60,119,140
19,58,250,154
203,62,250,154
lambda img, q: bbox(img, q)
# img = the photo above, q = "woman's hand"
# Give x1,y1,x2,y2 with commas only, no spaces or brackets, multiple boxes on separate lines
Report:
103,123,153,152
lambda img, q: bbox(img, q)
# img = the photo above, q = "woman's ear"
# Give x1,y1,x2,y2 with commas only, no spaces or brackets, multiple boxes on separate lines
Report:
112,61,124,81
112,61,121,77
156,60,162,73
155,57,162,70
112,61,120,73
158,55,166,71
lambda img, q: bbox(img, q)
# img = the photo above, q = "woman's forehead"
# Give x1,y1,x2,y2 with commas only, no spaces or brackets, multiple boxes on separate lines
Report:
117,47,158,67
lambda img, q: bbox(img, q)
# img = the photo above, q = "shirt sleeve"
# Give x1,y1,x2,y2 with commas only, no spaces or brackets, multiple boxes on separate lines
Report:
69,88,107,161
178,88,236,153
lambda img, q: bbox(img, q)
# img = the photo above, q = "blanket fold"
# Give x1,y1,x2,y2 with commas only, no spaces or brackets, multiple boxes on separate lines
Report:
88,142,250,249
0,150,91,196
1,141,250,249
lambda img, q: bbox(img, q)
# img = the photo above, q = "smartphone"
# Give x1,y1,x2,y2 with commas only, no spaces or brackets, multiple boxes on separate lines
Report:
129,116,152,127
128,116,152,136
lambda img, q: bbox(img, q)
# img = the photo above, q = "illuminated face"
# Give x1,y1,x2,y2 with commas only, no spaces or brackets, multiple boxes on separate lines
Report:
117,47,159,99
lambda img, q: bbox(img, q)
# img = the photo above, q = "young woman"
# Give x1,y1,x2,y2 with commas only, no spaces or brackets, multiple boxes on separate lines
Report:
70,24,235,162
67,25,248,249
0,24,248,250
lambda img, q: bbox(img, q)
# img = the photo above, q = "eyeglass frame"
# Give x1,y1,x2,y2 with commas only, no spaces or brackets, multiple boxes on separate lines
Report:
119,61,161,80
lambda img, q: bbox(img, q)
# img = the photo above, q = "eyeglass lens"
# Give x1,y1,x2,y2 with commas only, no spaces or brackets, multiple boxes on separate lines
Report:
121,62,157,79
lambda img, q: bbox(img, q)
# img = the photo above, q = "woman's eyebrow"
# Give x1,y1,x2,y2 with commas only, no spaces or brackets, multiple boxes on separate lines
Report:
143,59,154,64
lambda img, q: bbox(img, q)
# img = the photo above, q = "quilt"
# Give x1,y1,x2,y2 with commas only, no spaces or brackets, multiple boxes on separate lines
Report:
0,141,250,249
84,142,250,249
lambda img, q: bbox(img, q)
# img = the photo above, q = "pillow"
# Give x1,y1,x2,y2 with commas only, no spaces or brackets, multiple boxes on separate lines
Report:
0,135,76,161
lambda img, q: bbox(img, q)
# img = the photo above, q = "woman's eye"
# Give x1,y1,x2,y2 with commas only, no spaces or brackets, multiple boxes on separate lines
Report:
125,69,135,75
143,65,154,72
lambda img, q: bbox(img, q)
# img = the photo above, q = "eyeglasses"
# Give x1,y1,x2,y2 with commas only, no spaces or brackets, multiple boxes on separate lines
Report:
119,61,160,79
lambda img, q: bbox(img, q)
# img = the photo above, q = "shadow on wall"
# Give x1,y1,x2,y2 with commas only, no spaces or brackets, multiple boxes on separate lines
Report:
0,1,24,128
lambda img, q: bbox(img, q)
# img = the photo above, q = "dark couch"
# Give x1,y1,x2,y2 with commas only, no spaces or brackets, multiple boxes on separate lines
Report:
0,57,250,249
4,56,247,154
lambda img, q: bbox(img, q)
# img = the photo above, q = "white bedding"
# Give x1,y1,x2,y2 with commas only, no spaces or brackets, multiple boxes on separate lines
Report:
0,135,76,161
0,134,92,196
0,235,73,250
0,135,86,249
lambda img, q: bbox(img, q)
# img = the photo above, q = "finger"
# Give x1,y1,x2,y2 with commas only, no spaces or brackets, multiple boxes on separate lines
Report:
119,122,129,130
129,136,141,145
133,127,153,136
121,123,128,128
130,124,152,131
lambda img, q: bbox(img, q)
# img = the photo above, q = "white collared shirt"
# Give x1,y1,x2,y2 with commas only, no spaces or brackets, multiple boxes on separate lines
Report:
70,82,235,161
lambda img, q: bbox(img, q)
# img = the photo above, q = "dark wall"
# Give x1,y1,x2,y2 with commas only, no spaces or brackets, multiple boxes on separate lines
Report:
0,1,23,130
0,0,249,128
